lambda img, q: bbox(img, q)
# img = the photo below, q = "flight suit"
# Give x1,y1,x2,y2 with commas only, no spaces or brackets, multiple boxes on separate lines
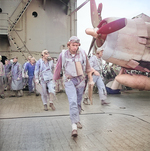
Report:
89,55,107,101
54,49,91,124
35,59,55,105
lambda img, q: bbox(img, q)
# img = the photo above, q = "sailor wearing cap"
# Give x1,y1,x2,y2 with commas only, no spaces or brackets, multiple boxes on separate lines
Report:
34,50,55,111
83,47,109,105
54,36,93,137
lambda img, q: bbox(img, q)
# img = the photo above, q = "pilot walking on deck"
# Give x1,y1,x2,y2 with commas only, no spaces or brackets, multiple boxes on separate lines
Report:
54,36,93,137
34,50,55,111
83,48,109,105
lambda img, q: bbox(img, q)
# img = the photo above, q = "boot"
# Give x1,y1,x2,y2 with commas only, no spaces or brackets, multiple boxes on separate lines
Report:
49,103,55,111
36,93,39,96
35,90,39,96
83,98,90,105
101,100,110,105
0,95,5,99
72,123,78,137
17,90,23,97
76,122,82,129
44,104,48,111
49,93,56,110
72,130,78,137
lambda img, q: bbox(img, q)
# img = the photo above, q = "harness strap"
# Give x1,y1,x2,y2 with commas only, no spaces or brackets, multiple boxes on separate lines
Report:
62,49,86,71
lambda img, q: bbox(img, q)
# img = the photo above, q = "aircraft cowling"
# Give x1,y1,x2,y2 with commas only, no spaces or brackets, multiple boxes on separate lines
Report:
100,17,150,68
115,74,150,90
86,1,150,91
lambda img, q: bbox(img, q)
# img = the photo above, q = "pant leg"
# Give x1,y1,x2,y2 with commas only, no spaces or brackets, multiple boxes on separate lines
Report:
59,78,64,90
23,77,28,88
3,76,7,88
95,76,107,101
28,76,34,92
40,81,48,105
7,75,11,90
0,76,4,95
47,80,55,94
32,79,34,91
47,80,55,103
65,80,80,124
83,84,89,98
33,78,39,94
55,80,60,92
76,86,85,113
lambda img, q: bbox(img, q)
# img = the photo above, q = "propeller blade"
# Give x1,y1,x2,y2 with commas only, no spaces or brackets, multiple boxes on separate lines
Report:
98,3,102,21
88,37,96,55
90,0,99,28
97,18,126,34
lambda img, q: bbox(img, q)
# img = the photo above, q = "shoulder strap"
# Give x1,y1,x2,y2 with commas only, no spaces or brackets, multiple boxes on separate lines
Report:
61,49,87,71
48,60,53,71
62,49,67,70
39,58,43,72
39,58,53,73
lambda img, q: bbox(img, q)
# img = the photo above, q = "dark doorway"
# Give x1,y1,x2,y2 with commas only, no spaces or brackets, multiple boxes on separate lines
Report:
1,56,7,64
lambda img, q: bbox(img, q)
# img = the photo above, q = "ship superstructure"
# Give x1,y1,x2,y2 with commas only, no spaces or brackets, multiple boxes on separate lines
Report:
0,0,77,64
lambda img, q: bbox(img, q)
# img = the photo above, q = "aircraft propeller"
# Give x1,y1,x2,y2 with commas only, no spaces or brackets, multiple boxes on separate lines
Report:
88,0,102,55
88,1,126,55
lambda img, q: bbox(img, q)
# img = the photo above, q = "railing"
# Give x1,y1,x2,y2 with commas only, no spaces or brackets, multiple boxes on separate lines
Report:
6,0,33,59
8,20,32,59
9,0,32,31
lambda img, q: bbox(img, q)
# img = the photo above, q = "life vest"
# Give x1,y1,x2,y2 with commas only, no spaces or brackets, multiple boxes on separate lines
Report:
61,49,87,79
39,58,53,81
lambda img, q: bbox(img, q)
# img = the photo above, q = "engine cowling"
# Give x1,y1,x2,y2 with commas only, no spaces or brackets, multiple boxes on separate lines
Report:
116,74,150,90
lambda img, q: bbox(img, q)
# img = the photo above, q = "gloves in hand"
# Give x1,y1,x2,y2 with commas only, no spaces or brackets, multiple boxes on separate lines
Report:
35,79,39,84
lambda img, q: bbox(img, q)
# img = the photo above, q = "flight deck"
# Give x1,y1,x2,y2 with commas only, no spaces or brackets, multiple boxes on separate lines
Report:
0,90,150,151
